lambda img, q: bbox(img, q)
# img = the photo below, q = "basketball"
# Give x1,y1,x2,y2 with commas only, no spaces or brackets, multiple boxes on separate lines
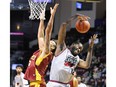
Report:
75,20,90,33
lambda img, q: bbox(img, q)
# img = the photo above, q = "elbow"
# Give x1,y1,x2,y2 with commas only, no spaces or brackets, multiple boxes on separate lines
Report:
84,64,90,69
84,66,90,69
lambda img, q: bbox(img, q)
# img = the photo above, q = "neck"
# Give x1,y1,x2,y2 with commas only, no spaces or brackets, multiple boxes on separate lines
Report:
17,72,21,75
78,82,81,84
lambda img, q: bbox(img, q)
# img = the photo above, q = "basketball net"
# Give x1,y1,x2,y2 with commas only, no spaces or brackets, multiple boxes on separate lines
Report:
28,0,49,20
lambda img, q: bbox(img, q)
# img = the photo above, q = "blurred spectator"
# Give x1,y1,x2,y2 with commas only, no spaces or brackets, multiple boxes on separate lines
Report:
13,65,29,87
77,76,87,87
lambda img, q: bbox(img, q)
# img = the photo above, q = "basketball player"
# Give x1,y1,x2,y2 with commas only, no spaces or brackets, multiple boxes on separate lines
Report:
46,14,98,87
24,3,59,87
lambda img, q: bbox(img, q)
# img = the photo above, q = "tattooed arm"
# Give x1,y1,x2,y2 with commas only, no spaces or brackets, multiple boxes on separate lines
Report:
55,14,80,56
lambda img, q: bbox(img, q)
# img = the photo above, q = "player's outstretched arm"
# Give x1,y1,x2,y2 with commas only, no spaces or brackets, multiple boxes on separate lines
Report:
78,34,98,69
36,4,59,66
44,3,59,54
55,14,86,56
38,9,45,50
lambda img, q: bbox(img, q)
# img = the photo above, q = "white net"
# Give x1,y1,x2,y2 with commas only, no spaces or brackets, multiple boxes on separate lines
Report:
28,0,49,20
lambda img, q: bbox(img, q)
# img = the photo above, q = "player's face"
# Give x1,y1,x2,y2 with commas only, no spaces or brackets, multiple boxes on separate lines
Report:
77,77,81,82
50,40,56,52
16,67,22,73
70,43,83,56
73,72,77,76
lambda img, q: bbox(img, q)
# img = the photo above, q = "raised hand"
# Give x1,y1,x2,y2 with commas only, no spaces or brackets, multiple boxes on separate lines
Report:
76,13,90,21
89,34,98,48
65,13,90,24
39,8,46,20
50,3,59,16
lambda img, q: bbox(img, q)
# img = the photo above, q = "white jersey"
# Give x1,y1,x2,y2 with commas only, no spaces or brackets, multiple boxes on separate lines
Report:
14,72,29,87
49,48,80,83
78,83,87,87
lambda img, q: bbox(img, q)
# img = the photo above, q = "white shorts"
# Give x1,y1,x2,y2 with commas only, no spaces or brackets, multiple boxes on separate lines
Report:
46,81,70,87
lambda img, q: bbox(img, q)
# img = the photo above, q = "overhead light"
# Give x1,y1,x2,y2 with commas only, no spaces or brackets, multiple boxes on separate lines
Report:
18,5,23,9
16,24,21,30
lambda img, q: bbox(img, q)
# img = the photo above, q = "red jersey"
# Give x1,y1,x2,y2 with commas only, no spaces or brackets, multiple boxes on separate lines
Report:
24,50,53,82
69,79,74,87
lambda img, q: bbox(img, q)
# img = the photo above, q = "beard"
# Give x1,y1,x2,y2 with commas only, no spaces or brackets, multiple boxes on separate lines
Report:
51,48,56,54
70,47,78,56
71,50,77,56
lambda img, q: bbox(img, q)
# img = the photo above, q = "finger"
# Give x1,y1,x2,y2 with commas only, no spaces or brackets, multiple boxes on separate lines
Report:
91,36,92,39
56,3,59,6
96,34,98,37
93,34,95,37
82,16,90,21
50,7,53,11
93,34,98,39
78,16,84,21
77,13,90,19
54,3,59,9
84,16,88,21
86,16,91,19
94,34,98,38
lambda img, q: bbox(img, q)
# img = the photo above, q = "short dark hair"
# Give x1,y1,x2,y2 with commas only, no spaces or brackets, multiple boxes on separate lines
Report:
16,64,23,69
73,40,81,44
71,40,82,47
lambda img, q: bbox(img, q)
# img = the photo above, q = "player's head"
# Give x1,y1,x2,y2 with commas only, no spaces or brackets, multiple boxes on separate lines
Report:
16,65,23,73
73,71,77,77
77,76,82,84
50,40,57,53
70,41,83,56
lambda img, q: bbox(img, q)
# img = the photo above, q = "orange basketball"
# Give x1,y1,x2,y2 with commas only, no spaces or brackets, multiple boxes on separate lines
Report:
75,20,90,33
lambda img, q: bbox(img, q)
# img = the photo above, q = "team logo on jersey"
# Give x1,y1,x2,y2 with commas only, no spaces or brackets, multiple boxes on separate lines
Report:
28,55,36,66
31,55,36,60
64,55,78,67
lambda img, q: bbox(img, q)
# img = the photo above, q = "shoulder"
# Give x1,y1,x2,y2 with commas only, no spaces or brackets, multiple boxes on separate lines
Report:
47,52,53,58
74,55,80,63
55,48,68,57
21,72,25,76
42,52,53,59
33,50,41,54
73,77,77,80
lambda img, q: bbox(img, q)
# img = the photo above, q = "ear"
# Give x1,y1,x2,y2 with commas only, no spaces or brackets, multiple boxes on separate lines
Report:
71,43,75,46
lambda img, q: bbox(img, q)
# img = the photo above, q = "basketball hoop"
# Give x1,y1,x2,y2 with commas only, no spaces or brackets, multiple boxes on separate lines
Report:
28,0,49,20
